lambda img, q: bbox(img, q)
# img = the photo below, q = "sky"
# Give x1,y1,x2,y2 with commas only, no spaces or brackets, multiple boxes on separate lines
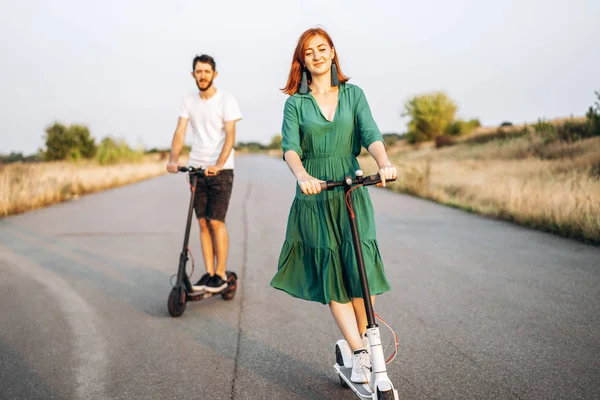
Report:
1,0,599,155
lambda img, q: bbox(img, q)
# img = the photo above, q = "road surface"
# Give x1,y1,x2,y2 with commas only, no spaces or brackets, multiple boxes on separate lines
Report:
1,154,599,400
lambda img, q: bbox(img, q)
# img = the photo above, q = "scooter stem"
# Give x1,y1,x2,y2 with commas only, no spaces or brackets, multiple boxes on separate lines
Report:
344,177,376,328
176,174,198,290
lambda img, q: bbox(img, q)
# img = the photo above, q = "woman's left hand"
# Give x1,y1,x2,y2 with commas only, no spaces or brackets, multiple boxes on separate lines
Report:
377,164,397,187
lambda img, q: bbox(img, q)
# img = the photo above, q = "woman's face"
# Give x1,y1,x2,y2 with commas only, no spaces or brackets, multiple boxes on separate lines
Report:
303,35,335,78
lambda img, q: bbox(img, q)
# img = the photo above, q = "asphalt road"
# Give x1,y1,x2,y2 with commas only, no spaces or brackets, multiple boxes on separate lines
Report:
1,154,599,400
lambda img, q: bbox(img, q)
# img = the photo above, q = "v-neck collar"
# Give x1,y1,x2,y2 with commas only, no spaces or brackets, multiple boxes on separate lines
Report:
303,83,346,123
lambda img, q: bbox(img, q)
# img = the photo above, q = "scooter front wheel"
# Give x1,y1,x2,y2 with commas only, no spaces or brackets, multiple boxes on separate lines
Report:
168,287,187,317
376,388,395,399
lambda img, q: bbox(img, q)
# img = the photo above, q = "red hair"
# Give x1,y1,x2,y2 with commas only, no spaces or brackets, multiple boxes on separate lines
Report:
281,28,349,95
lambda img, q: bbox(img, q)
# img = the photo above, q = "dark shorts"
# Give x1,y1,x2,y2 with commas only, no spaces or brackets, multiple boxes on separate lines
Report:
190,169,234,222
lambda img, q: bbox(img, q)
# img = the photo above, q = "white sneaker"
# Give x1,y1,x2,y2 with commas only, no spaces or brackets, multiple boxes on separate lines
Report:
350,349,371,383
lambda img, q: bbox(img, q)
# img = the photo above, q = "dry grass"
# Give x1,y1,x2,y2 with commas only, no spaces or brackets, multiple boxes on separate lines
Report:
0,155,170,217
359,135,600,245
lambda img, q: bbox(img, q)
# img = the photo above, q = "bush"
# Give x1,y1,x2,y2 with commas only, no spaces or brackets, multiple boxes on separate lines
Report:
555,119,593,142
235,141,267,153
96,137,143,165
500,121,513,127
590,160,600,179
435,135,456,148
267,134,282,150
446,119,481,136
382,133,403,147
463,126,531,145
402,91,458,141
0,152,25,164
43,122,97,161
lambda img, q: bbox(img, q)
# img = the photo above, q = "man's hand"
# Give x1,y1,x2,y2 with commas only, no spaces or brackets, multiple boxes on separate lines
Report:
206,165,223,176
166,160,180,173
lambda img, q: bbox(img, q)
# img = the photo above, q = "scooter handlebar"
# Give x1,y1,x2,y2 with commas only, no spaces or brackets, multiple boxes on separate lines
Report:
320,173,397,191
178,166,205,174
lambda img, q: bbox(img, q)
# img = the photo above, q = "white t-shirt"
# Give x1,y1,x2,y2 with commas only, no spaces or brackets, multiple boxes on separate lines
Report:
179,89,242,169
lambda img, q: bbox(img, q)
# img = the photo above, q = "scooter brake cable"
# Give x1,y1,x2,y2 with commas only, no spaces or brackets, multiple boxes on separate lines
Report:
375,312,399,364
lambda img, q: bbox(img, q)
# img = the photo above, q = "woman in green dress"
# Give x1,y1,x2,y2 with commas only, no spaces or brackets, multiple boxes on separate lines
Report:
269,27,397,384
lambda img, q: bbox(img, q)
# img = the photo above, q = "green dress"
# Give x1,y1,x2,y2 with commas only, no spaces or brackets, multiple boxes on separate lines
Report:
269,83,391,304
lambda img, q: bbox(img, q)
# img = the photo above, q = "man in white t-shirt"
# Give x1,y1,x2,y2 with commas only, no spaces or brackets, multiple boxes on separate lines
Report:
167,54,242,293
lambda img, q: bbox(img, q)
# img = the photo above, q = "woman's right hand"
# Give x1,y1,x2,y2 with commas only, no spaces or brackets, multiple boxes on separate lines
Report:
297,172,323,195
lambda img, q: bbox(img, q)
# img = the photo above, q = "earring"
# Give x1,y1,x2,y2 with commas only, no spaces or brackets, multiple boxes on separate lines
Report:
298,67,309,94
330,60,339,87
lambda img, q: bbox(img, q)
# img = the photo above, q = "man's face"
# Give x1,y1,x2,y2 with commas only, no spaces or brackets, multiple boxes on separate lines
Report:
192,62,217,91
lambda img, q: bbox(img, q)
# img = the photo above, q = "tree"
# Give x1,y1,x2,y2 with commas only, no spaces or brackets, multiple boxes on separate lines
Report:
402,91,458,143
268,134,282,150
43,122,97,161
44,122,74,161
69,124,97,158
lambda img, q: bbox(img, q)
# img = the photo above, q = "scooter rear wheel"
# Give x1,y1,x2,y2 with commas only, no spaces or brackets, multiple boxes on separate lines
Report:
335,344,350,389
168,287,186,317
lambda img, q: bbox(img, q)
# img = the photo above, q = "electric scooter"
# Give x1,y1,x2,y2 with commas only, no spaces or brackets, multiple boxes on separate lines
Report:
320,170,399,400
167,166,238,318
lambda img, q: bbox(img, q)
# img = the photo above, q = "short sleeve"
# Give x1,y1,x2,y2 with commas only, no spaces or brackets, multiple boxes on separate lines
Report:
223,94,243,122
356,88,383,149
179,96,189,119
281,97,302,160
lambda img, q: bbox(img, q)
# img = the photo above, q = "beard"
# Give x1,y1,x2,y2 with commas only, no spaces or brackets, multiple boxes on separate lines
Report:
196,77,214,92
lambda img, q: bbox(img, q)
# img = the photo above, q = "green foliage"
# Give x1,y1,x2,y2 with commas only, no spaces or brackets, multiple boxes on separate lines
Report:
463,90,600,148
445,119,481,136
96,137,144,165
382,133,403,147
268,134,282,150
585,89,600,138
43,122,97,161
0,151,42,164
500,121,513,127
68,148,82,162
402,91,458,142
236,141,267,153
0,152,26,164
43,122,72,161
528,91,600,144
534,115,599,144
463,126,531,145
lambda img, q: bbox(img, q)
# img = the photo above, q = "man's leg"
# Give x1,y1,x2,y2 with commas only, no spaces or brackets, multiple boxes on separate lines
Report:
191,176,213,288
198,218,215,276
203,170,234,293
208,219,228,280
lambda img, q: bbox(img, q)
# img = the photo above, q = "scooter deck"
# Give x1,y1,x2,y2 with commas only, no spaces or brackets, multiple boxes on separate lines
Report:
334,363,373,399
188,289,215,298
188,282,236,300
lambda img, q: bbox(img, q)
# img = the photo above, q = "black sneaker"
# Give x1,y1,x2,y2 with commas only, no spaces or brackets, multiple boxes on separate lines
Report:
193,273,212,290
205,275,228,293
